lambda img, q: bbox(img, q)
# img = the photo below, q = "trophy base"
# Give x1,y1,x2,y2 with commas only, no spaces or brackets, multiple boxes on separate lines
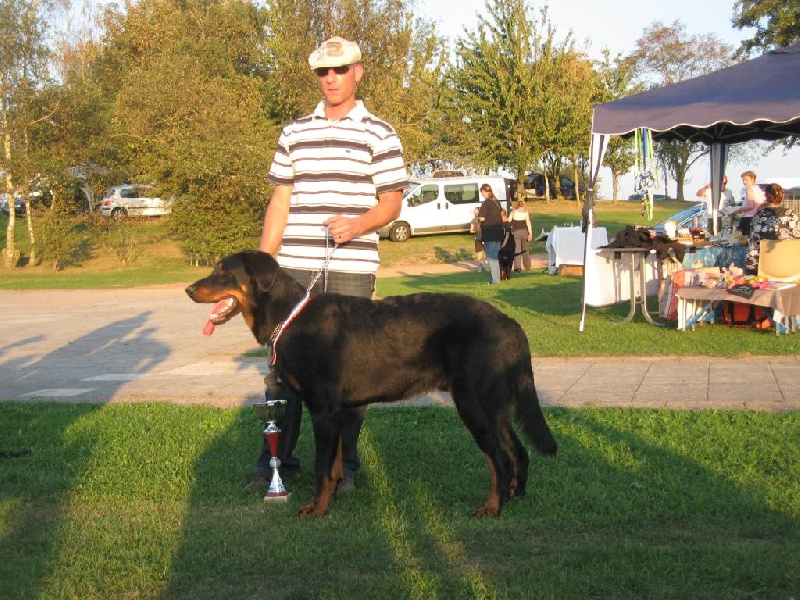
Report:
263,492,291,503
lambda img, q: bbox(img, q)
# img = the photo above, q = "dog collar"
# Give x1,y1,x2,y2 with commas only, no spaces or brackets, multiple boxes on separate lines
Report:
268,292,311,365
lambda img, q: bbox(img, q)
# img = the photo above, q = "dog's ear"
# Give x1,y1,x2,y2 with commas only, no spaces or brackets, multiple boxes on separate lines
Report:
243,251,280,292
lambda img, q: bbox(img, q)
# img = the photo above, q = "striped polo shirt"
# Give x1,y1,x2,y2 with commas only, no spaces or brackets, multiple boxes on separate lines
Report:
268,100,408,274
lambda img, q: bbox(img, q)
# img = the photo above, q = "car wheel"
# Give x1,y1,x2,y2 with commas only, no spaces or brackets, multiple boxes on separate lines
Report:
388,222,411,242
111,207,127,220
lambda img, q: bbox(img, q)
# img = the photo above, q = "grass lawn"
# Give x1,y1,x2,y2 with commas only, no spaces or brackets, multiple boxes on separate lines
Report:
2,202,797,598
1,402,797,599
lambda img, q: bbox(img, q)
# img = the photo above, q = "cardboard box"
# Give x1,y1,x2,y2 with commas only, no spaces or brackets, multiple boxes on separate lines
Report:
558,265,584,276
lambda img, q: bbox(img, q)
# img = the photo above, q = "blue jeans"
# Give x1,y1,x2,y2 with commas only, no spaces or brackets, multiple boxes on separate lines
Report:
483,241,501,283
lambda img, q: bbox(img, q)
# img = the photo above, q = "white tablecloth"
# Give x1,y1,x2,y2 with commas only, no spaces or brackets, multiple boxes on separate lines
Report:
584,247,661,307
546,226,608,274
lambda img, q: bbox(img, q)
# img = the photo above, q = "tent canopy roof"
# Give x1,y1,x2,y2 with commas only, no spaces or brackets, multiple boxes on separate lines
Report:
591,44,800,144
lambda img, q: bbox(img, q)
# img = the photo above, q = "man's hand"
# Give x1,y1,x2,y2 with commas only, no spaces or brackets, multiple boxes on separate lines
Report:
324,215,364,244
324,189,403,244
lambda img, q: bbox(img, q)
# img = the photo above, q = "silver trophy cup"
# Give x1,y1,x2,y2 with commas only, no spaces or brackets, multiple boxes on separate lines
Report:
253,399,290,501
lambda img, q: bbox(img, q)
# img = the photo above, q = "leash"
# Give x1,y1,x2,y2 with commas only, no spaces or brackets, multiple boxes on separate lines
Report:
268,230,339,365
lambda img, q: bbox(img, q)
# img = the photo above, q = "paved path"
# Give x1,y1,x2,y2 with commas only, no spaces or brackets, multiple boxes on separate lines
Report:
1,261,798,412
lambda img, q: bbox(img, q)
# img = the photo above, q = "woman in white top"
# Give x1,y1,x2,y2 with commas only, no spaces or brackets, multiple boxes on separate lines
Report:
736,170,766,236
509,200,533,272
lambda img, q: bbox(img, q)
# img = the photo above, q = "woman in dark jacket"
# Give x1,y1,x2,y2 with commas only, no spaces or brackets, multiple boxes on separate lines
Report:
745,183,800,274
478,183,505,283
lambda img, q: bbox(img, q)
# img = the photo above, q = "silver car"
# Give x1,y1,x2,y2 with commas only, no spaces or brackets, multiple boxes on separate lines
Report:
99,184,172,219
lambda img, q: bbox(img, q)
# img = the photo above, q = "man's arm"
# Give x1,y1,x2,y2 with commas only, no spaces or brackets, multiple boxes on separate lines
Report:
259,184,293,254
325,189,403,243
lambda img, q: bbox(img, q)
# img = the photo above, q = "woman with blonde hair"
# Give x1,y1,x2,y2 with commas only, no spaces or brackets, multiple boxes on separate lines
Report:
509,199,532,272
737,170,766,236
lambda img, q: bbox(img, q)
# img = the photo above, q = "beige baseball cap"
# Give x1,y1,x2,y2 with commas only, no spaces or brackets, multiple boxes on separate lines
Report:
308,37,362,70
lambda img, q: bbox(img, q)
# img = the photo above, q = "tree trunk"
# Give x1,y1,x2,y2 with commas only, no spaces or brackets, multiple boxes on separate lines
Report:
23,187,38,266
3,125,17,266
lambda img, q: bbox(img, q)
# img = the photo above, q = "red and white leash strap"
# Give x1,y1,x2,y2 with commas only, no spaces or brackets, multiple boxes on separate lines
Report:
268,233,338,365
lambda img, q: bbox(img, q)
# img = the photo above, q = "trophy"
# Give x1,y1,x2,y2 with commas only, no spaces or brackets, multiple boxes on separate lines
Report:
253,399,290,502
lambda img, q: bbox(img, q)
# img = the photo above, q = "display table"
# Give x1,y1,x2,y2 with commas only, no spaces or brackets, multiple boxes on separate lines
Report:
605,248,666,325
681,243,747,269
584,247,661,309
676,283,800,335
547,226,608,274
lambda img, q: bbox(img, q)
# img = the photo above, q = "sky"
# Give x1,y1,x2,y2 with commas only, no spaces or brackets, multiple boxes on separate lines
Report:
416,0,799,200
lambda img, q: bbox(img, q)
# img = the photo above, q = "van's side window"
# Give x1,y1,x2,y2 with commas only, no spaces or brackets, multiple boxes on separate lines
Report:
443,183,479,204
409,185,439,207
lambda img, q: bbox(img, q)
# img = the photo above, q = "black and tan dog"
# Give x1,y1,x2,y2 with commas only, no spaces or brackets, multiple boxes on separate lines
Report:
186,251,556,517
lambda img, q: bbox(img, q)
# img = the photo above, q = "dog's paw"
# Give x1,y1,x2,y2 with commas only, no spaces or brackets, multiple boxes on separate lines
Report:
469,503,502,517
298,501,328,517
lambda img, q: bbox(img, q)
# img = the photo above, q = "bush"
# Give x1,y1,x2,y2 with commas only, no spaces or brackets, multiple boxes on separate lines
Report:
170,193,262,265
34,208,86,270
92,218,142,265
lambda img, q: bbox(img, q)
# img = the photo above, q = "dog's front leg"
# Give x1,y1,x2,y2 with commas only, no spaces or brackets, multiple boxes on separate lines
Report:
298,415,344,517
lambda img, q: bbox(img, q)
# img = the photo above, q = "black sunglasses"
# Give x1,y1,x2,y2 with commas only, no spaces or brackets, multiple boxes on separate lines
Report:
314,65,351,77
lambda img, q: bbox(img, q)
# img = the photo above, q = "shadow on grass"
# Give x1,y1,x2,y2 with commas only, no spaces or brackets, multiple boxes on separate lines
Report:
0,312,170,599
162,406,798,598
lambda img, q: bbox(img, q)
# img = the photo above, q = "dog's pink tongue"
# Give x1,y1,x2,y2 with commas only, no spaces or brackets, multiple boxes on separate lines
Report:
202,299,229,336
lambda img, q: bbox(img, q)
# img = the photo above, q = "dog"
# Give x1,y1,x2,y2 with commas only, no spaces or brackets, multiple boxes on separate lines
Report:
186,251,556,517
498,226,516,280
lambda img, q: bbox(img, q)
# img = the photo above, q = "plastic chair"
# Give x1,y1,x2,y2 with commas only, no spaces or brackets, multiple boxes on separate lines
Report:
758,239,800,282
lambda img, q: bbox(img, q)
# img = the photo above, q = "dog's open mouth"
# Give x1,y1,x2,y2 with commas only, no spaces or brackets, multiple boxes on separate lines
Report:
203,296,239,336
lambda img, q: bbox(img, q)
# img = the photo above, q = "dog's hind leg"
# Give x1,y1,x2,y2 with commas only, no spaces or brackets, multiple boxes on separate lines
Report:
501,424,529,498
452,390,514,517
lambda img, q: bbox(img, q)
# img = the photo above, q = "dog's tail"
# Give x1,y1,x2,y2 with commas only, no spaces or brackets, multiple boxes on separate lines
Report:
514,366,557,456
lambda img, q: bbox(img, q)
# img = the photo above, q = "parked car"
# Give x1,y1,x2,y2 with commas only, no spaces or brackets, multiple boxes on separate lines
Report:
378,176,514,242
0,189,52,217
650,202,706,235
99,184,172,219
524,173,584,200
627,193,672,202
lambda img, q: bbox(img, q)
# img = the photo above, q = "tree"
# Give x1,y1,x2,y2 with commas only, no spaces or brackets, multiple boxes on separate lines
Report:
538,50,596,202
594,50,642,201
445,0,583,196
628,21,734,200
261,0,447,165
93,0,277,261
733,0,800,57
0,0,55,266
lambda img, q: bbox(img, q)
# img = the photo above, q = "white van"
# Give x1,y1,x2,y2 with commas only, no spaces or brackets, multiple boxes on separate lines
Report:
379,176,515,242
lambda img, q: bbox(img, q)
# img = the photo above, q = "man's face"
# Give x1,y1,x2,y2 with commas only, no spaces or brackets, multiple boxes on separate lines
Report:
315,63,363,108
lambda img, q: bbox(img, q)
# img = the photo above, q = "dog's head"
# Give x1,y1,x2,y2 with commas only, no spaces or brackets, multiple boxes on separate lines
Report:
185,250,281,335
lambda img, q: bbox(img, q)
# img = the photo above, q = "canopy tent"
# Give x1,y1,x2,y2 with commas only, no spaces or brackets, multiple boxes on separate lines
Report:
579,43,800,331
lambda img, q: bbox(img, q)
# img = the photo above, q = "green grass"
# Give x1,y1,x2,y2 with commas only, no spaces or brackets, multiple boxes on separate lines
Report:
0,402,797,599
2,203,797,598
374,269,800,356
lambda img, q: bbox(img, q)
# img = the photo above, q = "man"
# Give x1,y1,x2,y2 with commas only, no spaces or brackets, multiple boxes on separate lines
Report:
246,37,409,494
696,175,735,232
